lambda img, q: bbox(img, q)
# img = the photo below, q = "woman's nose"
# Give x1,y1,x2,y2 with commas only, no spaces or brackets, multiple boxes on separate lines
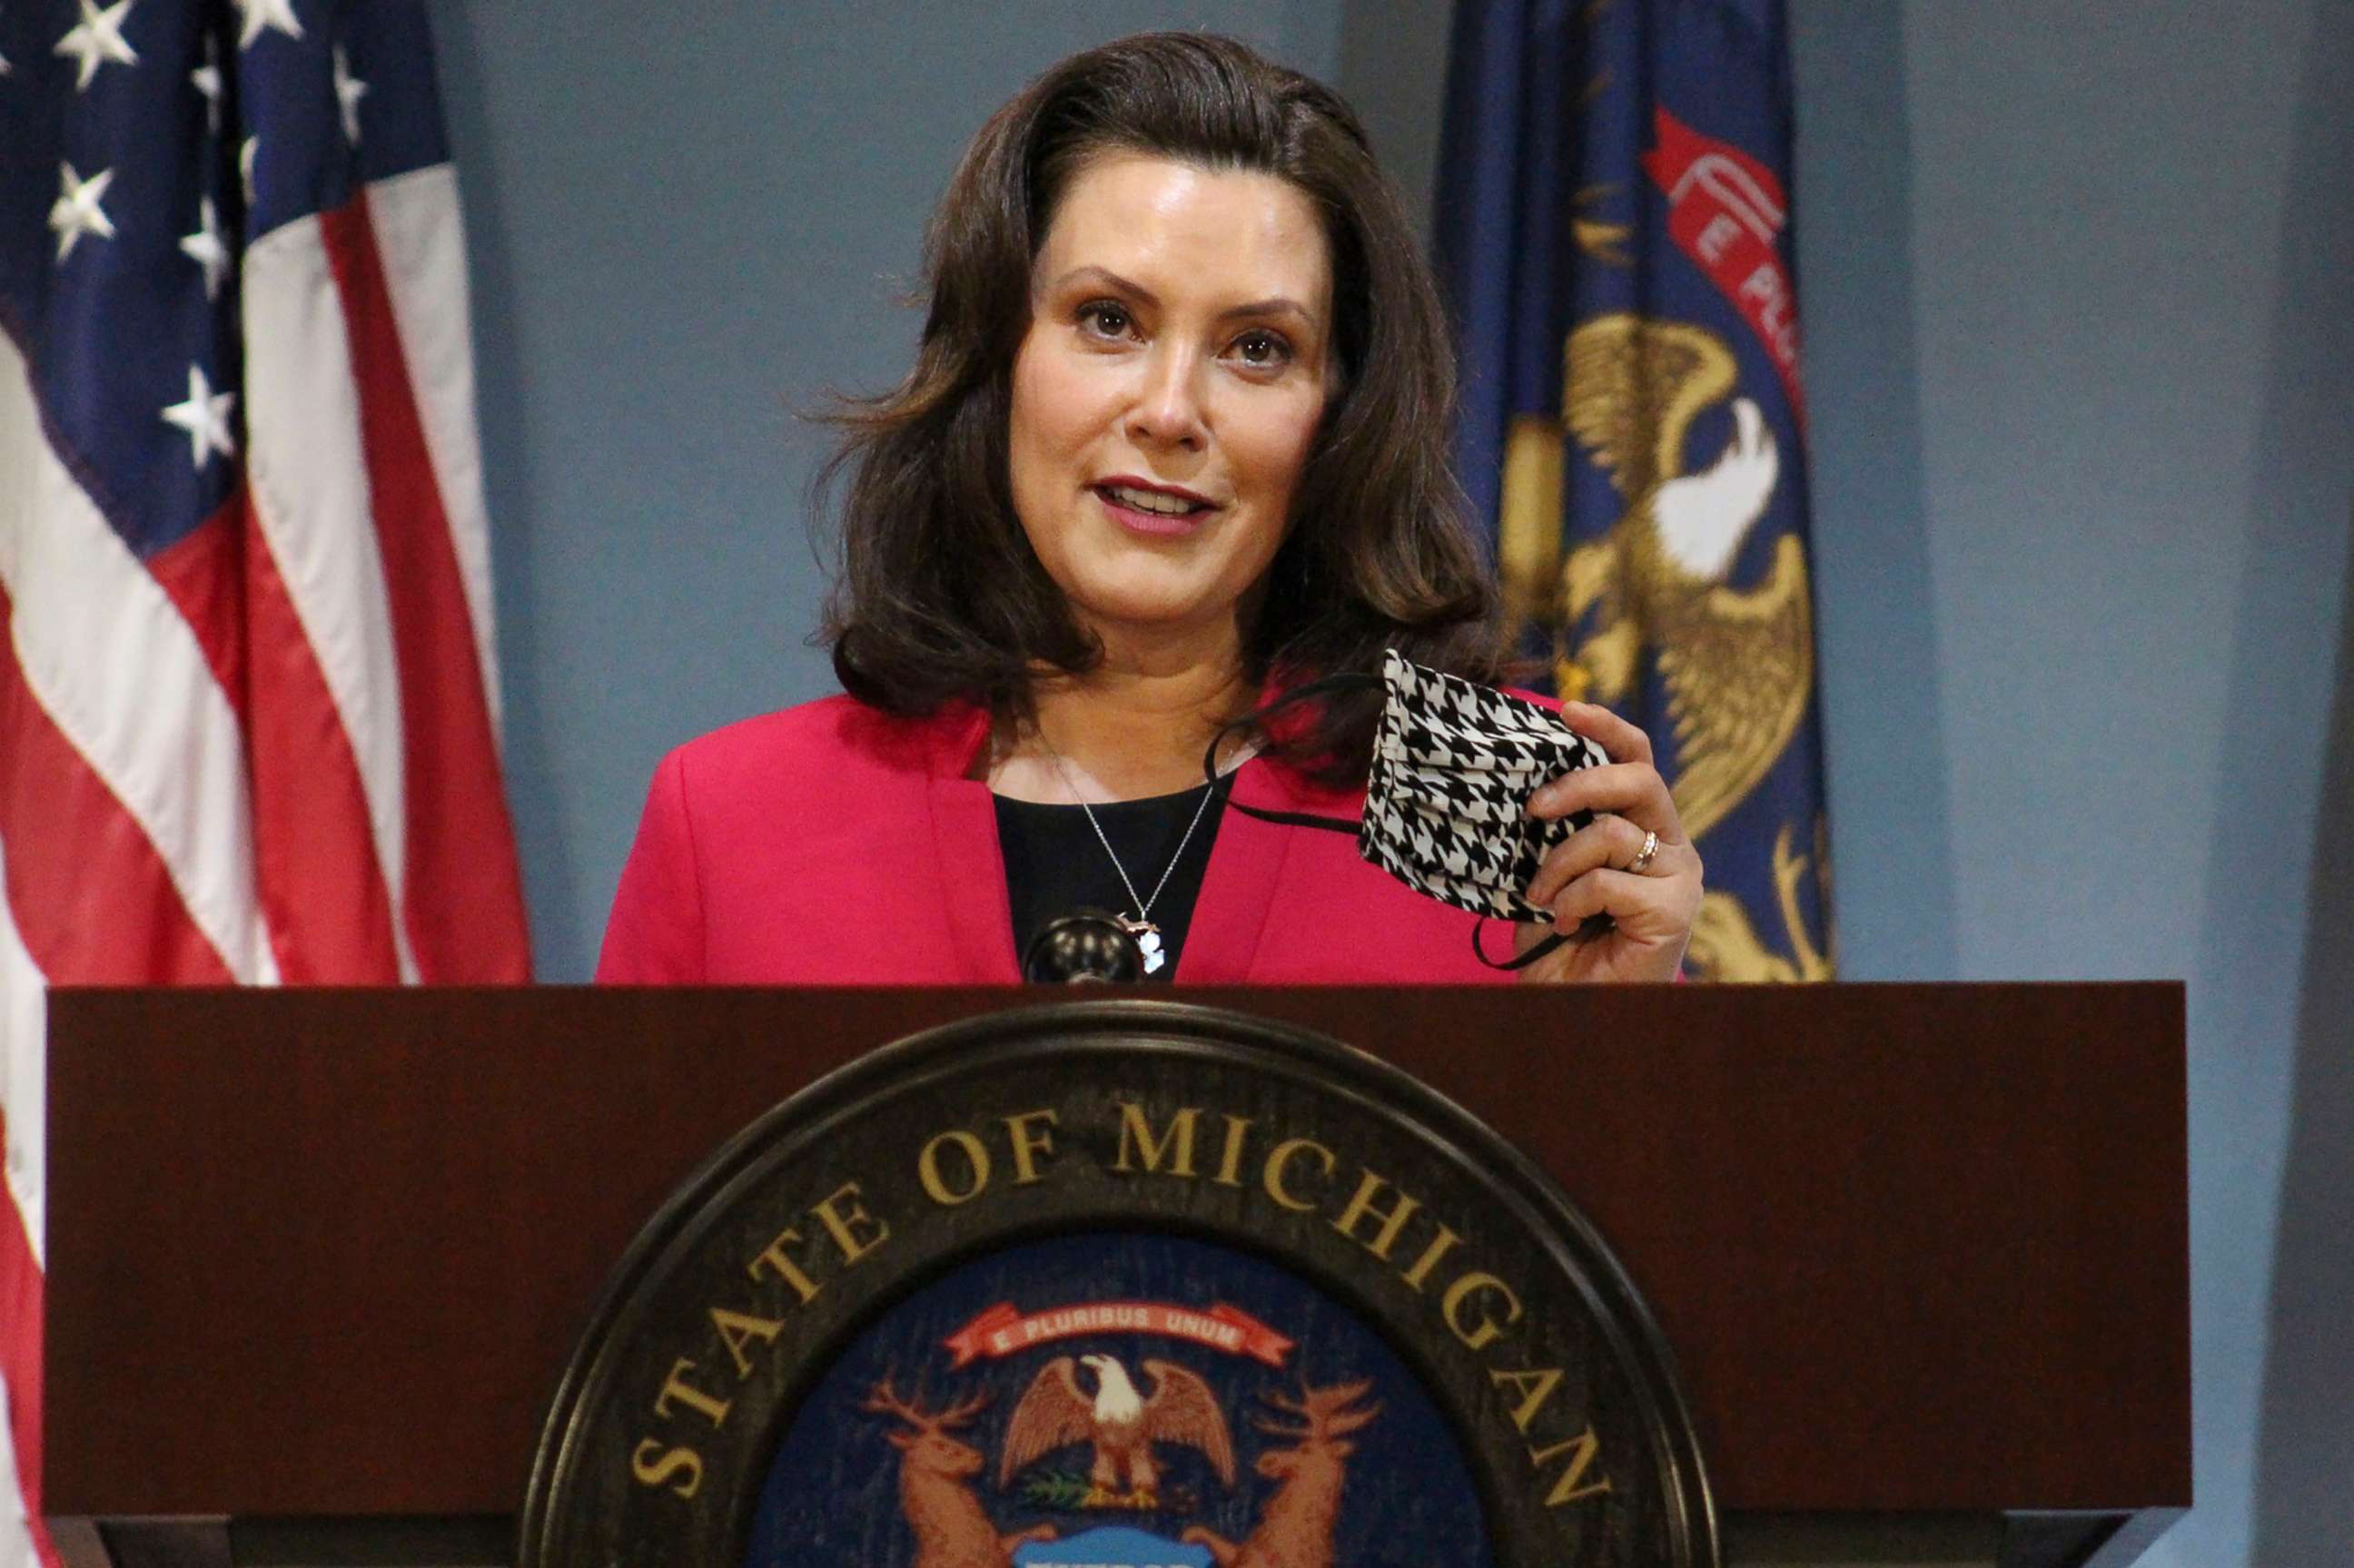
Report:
1125,348,1207,450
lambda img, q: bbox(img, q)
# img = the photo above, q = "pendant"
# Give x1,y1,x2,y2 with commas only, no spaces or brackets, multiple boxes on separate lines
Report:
1119,916,1166,976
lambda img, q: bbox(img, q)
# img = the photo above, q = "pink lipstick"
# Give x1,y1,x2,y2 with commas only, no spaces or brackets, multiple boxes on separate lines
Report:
1092,476,1217,538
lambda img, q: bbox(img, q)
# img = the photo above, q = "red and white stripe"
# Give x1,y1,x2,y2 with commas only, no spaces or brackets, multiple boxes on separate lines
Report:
0,162,529,1563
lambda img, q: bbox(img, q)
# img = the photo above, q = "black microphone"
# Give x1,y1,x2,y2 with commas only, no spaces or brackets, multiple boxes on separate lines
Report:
1022,911,1145,984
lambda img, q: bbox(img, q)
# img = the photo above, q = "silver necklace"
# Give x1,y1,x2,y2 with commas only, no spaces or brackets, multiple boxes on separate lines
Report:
1035,739,1217,976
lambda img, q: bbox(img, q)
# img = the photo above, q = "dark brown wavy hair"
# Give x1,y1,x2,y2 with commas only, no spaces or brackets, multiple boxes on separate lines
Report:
817,31,1504,784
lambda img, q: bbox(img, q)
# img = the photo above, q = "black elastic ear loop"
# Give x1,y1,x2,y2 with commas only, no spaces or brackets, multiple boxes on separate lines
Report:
1472,914,1613,971
1199,671,1378,835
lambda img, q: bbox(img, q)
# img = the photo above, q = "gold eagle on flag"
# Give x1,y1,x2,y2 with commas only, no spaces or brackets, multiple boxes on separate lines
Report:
1500,312,1828,979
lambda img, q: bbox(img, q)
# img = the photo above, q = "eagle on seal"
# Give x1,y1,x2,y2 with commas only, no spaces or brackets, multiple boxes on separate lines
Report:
999,1353,1235,1500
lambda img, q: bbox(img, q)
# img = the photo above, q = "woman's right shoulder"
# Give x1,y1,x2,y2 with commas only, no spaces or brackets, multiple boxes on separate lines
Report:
648,692,981,805
598,694,979,983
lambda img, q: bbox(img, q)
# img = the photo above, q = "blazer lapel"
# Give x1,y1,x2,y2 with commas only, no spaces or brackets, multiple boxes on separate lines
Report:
926,705,1021,983
1177,758,1310,983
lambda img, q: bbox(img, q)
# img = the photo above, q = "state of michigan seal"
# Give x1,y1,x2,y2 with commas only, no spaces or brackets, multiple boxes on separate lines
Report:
521,1001,1717,1567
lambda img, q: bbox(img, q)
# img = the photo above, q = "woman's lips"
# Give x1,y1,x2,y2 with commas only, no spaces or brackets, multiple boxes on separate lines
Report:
1093,484,1214,538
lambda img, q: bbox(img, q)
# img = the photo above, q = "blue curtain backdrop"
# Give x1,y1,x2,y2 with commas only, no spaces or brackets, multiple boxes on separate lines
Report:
1435,0,1835,981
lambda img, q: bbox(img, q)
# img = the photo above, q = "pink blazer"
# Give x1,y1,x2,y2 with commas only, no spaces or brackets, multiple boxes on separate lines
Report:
596,695,1517,985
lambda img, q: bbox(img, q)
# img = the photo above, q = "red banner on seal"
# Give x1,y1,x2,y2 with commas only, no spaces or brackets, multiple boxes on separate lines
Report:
943,1300,1294,1369
1640,104,1806,424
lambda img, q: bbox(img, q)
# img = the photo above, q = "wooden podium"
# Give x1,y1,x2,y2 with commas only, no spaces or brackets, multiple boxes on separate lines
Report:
42,983,2188,1568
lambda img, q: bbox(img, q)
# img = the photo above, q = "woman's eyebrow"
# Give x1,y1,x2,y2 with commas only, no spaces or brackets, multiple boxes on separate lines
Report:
1044,266,1320,328
1217,297,1317,329
1043,264,1155,302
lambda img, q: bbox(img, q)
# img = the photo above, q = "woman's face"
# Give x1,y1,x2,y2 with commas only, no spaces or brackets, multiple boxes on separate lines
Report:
1007,151,1334,657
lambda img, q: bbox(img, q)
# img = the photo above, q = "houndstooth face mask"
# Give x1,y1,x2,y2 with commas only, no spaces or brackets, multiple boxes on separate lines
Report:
1358,649,1605,923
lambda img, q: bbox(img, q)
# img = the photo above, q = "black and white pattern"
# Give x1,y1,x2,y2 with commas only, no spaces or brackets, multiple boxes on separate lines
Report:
1359,650,1605,922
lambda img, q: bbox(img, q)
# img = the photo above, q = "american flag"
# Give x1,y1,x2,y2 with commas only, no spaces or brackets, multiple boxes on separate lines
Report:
0,2,531,1556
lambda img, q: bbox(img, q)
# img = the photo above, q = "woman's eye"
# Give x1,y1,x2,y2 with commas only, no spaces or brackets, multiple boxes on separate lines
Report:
1077,301,1132,338
1231,330,1294,369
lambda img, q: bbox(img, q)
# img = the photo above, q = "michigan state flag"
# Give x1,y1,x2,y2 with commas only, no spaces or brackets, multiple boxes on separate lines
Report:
1436,0,1835,981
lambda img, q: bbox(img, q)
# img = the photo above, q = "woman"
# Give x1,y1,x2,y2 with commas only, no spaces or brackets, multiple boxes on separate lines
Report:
598,33,1701,986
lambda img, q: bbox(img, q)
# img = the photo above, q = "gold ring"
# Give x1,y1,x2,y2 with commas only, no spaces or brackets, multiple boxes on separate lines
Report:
1628,829,1659,875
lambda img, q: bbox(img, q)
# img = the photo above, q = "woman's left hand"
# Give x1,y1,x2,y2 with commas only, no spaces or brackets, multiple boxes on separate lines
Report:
1514,701,1703,984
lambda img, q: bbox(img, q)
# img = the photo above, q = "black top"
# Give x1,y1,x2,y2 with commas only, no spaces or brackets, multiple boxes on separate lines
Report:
995,783,1227,983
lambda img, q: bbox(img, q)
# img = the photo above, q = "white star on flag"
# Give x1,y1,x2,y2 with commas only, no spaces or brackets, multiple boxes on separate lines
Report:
54,0,138,93
160,363,238,470
332,45,369,145
180,197,232,301
232,0,302,50
241,135,259,206
191,59,224,134
48,163,116,261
